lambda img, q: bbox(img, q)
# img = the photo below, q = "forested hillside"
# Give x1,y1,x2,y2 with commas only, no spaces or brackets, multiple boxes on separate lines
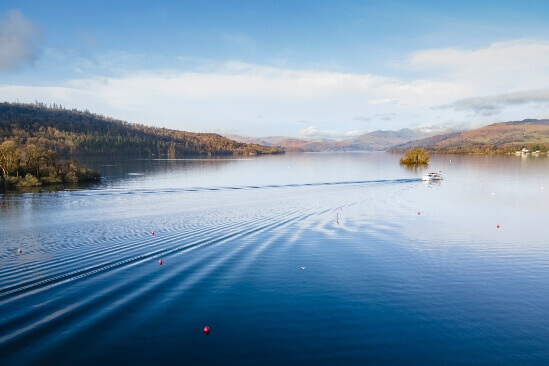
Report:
0,102,284,157
389,120,549,154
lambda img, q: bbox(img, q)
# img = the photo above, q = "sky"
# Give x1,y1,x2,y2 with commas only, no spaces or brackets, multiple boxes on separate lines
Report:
2,0,549,139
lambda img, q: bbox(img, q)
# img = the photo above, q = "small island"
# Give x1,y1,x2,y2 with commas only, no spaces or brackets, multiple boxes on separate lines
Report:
0,141,100,188
399,147,430,165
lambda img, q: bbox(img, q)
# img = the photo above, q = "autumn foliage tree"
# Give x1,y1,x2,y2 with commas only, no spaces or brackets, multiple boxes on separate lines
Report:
0,140,99,188
399,148,430,165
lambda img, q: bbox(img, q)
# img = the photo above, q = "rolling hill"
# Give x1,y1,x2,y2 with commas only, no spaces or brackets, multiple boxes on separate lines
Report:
389,119,549,154
226,128,452,152
0,102,283,157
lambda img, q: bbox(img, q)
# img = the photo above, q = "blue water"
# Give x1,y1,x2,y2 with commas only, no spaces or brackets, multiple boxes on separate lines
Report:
1,152,548,365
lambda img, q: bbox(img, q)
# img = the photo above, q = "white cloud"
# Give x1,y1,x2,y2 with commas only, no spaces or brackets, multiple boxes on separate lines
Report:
300,126,367,140
0,10,41,72
57,62,455,113
407,39,549,95
368,98,401,105
3,39,549,135
354,113,396,122
436,88,549,116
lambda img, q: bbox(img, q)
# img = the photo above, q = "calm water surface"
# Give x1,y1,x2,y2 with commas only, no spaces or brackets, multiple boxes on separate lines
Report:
1,152,548,365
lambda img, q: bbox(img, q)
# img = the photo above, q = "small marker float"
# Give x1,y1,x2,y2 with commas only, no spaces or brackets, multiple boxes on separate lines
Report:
17,249,22,254
418,211,421,215
203,326,210,335
151,231,155,236
497,224,500,228
158,259,163,266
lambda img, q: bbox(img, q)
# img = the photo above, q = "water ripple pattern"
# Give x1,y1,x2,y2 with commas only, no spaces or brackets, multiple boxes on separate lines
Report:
1,154,548,365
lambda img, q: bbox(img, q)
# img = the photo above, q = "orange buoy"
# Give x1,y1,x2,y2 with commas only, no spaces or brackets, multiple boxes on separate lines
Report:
159,259,163,266
203,326,210,335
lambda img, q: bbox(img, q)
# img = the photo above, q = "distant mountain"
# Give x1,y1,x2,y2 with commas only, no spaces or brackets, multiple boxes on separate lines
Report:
0,103,283,157
389,119,549,153
226,127,453,152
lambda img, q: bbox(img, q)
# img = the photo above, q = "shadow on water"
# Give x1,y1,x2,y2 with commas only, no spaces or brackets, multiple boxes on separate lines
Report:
0,181,102,197
0,156,242,197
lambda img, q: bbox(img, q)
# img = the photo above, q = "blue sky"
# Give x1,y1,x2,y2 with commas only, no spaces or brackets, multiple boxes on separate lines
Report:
2,1,549,138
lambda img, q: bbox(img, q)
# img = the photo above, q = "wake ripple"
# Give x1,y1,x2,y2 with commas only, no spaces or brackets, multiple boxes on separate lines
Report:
0,207,308,300
0,178,419,204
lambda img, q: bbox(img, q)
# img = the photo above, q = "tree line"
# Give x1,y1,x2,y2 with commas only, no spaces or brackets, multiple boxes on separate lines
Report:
0,141,99,188
390,143,549,155
0,102,284,157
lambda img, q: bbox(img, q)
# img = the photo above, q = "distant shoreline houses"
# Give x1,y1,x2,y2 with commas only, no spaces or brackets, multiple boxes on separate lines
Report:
515,148,546,155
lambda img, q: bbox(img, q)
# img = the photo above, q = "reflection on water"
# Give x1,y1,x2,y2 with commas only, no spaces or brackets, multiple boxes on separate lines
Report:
399,163,429,174
0,152,548,364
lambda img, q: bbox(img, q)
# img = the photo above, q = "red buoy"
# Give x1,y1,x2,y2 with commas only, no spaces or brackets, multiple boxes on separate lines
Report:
159,259,163,266
418,211,421,215
151,231,155,236
497,224,500,228
203,326,210,335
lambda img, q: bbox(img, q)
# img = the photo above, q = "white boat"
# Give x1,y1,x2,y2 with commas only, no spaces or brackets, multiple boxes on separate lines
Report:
422,171,443,181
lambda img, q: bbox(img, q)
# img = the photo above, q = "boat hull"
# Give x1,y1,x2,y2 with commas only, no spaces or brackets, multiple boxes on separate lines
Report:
422,171,443,181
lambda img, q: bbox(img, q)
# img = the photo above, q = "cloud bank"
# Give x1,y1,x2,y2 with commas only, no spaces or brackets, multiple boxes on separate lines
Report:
300,126,367,140
0,10,42,72
438,88,549,116
2,39,549,135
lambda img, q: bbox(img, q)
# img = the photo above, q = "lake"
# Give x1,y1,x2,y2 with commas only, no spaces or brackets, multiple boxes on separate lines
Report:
1,152,548,365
